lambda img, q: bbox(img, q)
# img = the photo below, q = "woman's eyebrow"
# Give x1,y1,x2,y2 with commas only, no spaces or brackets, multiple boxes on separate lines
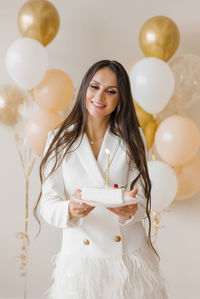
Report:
91,80,118,89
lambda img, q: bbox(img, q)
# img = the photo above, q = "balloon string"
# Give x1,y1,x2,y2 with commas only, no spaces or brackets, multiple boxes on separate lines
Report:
24,276,27,299
152,211,160,247
152,113,160,122
151,146,156,161
25,179,29,234
13,131,36,299
152,211,165,247
152,113,158,120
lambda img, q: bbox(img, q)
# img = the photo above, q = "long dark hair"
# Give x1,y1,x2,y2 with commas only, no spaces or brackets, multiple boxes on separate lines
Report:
34,60,156,255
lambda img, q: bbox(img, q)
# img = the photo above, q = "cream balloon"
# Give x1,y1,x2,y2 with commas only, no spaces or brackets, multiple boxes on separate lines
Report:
126,57,143,74
130,57,175,114
25,109,64,156
33,69,74,111
148,160,178,211
174,155,200,200
5,38,48,90
155,115,200,167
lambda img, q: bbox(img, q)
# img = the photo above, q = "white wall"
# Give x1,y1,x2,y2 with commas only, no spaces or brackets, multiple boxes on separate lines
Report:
0,0,200,298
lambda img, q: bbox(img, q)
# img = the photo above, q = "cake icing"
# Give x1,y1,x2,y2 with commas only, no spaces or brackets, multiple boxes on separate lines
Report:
81,187,124,204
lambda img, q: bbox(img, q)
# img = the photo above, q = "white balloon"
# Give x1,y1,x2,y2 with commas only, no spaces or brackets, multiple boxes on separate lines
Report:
130,57,175,114
148,160,178,211
5,38,48,90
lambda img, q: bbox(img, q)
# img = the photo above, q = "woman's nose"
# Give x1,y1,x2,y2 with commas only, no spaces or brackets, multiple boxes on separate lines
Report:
95,89,105,101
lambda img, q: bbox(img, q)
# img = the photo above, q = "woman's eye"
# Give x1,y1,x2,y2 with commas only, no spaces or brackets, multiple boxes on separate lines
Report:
107,90,116,94
90,85,98,89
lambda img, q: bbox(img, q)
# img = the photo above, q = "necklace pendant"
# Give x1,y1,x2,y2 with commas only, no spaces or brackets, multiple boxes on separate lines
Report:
90,141,94,144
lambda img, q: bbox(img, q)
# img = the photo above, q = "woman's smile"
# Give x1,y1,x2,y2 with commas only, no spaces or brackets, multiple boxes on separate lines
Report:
91,100,107,109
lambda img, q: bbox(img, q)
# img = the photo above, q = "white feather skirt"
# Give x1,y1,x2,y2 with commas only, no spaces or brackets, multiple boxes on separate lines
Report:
45,244,168,299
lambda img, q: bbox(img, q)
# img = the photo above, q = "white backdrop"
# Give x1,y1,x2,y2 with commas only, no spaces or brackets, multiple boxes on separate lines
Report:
0,0,200,298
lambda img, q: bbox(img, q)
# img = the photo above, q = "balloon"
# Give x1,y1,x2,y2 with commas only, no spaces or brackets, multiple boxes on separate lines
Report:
134,102,159,150
170,54,200,110
139,16,180,62
148,160,178,211
144,119,159,150
159,54,200,120
33,69,74,111
170,54,200,109
130,57,175,114
126,57,143,74
134,102,154,130
174,155,200,200
0,84,33,129
25,109,64,156
18,0,60,47
5,38,48,90
155,115,200,167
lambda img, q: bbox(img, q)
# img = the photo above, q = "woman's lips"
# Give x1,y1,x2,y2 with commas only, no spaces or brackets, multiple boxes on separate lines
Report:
91,100,106,109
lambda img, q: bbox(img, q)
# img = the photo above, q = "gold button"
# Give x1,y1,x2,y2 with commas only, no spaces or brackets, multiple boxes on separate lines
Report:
114,235,121,242
83,239,90,245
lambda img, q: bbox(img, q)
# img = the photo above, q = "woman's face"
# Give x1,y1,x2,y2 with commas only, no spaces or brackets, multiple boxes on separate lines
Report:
85,67,119,120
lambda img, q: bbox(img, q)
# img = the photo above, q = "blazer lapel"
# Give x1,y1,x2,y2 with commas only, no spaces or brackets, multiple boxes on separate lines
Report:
76,126,121,187
76,133,106,186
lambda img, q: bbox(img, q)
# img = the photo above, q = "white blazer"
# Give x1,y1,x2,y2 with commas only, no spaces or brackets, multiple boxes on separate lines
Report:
39,126,148,258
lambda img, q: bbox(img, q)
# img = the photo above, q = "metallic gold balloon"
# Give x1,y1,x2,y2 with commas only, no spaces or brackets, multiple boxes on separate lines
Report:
144,119,159,150
134,102,159,150
18,0,60,46
134,102,154,131
139,16,180,62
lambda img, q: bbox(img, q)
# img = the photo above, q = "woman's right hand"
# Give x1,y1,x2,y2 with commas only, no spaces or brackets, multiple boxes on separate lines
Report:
69,189,95,219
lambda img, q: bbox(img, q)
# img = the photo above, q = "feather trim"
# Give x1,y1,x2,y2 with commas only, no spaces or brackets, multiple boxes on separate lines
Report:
45,244,168,299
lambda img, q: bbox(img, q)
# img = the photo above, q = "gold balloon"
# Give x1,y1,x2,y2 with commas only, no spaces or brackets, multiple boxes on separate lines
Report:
144,119,159,150
134,102,154,131
139,16,180,62
18,0,60,46
0,84,27,127
134,102,158,150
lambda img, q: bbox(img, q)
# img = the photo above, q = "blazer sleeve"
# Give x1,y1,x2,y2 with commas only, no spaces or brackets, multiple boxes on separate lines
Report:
39,131,82,229
119,128,147,226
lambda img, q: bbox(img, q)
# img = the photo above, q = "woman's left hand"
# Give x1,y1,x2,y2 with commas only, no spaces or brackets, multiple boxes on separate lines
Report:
106,188,138,220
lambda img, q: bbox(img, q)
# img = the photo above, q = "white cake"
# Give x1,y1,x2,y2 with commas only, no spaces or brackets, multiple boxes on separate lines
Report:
81,187,124,204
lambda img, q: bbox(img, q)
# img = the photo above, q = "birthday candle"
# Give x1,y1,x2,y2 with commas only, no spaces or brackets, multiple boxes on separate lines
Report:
105,148,110,187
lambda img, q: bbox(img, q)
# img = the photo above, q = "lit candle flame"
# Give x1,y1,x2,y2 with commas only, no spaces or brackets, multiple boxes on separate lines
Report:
105,148,110,154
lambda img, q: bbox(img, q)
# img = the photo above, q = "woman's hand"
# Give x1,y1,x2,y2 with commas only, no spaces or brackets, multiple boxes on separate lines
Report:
107,188,138,220
69,189,95,219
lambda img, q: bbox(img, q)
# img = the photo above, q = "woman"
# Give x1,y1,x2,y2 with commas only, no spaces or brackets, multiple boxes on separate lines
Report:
34,60,167,299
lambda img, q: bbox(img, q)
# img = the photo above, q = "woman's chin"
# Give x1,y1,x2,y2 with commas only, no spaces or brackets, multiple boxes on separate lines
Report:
87,110,105,119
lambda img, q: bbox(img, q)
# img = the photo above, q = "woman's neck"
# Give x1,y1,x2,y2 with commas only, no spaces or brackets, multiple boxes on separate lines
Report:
86,115,109,140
